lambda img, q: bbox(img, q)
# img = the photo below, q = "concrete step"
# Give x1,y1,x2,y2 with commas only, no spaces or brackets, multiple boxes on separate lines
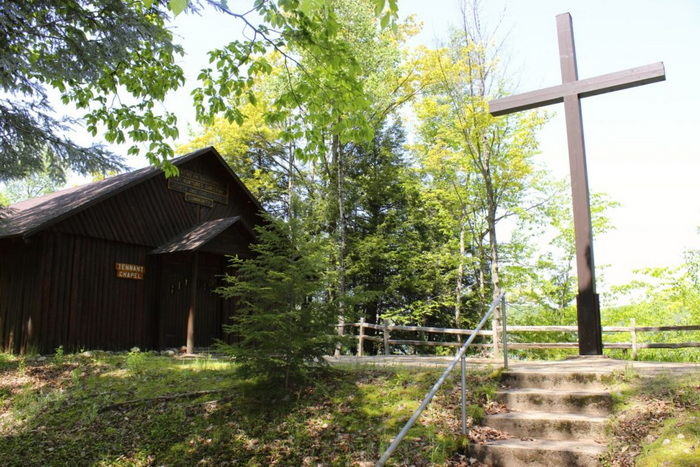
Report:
501,371,611,391
482,411,607,441
469,438,604,467
495,388,613,416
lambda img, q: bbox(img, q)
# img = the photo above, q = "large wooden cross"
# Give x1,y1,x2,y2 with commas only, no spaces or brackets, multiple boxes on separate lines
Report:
489,13,665,355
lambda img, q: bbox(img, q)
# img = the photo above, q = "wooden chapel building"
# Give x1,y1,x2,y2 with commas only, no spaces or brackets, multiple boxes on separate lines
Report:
0,147,264,354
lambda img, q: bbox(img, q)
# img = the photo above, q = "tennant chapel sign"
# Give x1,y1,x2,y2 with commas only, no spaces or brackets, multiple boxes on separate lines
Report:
168,168,229,207
115,263,145,280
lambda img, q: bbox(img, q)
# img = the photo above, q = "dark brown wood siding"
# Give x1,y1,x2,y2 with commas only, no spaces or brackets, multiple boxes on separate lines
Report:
52,154,260,248
199,225,254,257
0,238,43,353
155,253,227,349
1,150,259,353
32,232,153,353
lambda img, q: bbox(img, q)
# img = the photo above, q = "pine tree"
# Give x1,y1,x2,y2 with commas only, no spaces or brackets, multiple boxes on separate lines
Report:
217,215,339,388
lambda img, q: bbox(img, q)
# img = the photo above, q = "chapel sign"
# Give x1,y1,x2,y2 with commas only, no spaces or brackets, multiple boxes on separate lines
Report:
115,263,145,280
168,168,229,207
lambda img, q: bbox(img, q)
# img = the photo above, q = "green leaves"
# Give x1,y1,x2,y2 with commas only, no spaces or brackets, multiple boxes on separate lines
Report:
0,0,185,181
168,0,188,16
298,0,324,17
372,0,398,29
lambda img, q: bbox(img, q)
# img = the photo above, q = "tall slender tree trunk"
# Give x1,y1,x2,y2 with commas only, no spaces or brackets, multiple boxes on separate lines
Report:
486,200,501,357
287,139,295,220
332,133,347,357
455,223,466,328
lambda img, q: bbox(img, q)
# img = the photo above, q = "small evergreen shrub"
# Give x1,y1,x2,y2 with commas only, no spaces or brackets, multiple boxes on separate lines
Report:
217,216,340,388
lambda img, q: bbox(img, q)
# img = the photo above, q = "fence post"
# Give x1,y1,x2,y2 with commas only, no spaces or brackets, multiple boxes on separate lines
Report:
630,318,638,360
358,318,365,357
501,295,509,369
383,323,390,356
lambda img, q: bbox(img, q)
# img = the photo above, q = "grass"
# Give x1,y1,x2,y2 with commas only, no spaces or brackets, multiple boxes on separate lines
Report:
0,351,501,466
500,340,700,364
603,371,700,466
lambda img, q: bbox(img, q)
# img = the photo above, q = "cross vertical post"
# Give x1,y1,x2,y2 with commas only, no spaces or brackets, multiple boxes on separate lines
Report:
488,12,665,356
556,13,602,355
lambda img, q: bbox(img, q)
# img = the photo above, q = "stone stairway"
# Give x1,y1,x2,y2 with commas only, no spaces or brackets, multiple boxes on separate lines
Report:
470,369,612,466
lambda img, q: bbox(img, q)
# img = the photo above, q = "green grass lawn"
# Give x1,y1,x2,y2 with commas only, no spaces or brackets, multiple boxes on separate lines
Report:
0,351,500,466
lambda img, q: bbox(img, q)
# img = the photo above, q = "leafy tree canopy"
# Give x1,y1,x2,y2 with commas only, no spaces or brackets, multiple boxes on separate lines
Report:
0,0,184,181
1,0,398,182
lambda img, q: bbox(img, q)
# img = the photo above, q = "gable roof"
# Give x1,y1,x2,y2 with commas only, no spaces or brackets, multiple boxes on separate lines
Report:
0,147,263,239
150,216,242,254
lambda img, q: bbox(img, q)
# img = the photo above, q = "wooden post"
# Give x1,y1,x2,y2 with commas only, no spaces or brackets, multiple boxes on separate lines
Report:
383,323,390,356
501,295,509,369
186,252,199,355
630,318,638,360
358,318,365,357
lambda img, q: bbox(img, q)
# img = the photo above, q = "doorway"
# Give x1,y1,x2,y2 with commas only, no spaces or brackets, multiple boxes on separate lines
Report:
157,253,224,349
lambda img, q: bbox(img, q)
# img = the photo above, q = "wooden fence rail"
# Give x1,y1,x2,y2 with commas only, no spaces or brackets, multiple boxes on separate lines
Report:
338,320,700,359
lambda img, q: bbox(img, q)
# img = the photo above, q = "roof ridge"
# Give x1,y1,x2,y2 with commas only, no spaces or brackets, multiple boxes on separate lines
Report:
0,147,261,239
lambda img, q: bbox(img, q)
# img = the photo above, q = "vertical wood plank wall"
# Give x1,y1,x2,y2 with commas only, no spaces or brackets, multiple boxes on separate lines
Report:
0,152,261,353
0,239,42,353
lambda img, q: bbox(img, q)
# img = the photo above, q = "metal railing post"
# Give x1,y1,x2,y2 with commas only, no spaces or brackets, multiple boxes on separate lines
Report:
375,293,504,467
501,294,509,369
460,354,467,435
630,318,638,360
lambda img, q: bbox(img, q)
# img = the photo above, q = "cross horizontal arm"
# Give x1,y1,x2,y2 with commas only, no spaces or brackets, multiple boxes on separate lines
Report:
489,62,665,116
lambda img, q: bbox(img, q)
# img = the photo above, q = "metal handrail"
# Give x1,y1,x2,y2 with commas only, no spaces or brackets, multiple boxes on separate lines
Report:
376,293,506,466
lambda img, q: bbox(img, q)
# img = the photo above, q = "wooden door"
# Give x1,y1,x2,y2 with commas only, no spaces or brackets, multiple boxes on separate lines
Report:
157,253,224,349
194,253,224,347
158,254,190,349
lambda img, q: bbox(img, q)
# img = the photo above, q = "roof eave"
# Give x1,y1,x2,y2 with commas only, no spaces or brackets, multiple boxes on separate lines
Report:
7,146,263,240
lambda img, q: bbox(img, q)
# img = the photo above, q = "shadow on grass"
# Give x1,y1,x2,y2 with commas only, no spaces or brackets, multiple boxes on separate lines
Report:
603,369,700,467
0,354,467,465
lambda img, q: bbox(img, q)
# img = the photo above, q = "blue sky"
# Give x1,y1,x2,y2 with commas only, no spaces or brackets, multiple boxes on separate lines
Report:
67,1,700,291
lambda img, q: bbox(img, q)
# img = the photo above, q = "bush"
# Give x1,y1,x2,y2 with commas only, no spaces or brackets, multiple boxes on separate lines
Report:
217,216,341,388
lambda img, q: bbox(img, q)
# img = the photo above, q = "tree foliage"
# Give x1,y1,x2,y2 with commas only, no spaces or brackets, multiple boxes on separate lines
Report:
193,0,405,162
4,166,63,204
409,22,546,337
179,100,290,214
509,186,620,316
603,247,700,361
0,0,186,181
185,0,580,356
335,121,456,329
1,0,398,182
13,0,691,362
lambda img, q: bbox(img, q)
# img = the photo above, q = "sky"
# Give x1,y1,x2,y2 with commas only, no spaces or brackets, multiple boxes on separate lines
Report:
400,0,700,293
50,0,700,293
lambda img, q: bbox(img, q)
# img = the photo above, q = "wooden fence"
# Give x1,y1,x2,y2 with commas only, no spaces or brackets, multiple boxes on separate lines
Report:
340,318,700,359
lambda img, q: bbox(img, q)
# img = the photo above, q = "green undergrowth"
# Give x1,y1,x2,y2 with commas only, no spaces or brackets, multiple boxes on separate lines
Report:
603,371,700,466
0,351,500,465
